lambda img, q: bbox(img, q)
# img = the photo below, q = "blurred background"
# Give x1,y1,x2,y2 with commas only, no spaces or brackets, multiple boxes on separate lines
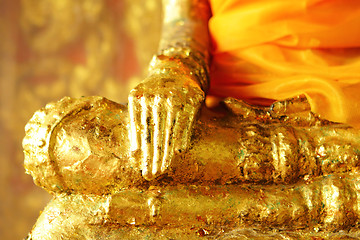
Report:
0,0,161,239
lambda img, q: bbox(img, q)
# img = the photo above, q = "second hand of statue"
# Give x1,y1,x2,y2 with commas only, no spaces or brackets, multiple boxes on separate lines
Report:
128,67,205,180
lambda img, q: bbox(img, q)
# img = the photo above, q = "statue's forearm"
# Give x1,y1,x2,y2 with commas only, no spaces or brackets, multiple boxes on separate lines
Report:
150,0,211,91
160,0,211,56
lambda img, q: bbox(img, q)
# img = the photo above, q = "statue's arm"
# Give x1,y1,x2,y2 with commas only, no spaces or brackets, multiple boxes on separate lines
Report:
128,0,211,180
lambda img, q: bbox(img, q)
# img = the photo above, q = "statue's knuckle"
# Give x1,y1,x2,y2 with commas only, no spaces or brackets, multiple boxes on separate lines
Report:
129,89,141,97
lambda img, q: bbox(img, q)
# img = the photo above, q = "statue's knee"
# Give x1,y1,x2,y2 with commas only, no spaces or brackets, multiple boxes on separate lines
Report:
23,96,137,195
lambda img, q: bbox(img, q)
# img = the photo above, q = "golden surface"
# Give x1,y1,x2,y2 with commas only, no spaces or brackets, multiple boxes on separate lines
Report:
0,0,161,239
24,96,360,239
15,0,360,239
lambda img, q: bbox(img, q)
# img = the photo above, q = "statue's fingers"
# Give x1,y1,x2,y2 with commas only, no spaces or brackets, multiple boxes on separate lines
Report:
176,92,204,151
140,96,154,180
160,104,178,173
151,96,166,178
128,95,141,157
175,103,198,152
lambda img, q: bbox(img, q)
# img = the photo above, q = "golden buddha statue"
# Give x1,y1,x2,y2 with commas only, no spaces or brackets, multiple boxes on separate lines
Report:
23,0,360,239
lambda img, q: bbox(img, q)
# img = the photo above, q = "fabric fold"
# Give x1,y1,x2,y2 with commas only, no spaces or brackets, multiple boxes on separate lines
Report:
209,0,360,127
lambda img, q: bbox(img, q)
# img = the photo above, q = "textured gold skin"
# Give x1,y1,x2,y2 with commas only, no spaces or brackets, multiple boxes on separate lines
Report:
24,95,360,239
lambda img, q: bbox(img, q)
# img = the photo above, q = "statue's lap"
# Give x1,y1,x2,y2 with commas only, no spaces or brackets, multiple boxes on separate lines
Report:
23,96,360,239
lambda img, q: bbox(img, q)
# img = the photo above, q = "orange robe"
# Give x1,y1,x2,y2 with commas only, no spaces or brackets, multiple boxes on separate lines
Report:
209,0,360,127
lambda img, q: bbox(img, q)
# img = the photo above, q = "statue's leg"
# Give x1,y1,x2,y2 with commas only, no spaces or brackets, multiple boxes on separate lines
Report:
24,96,360,238
23,96,147,195
183,96,360,184
24,96,360,193
27,173,360,239
104,173,360,232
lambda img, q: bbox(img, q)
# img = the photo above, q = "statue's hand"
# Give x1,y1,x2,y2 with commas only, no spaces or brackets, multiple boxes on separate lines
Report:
128,72,205,180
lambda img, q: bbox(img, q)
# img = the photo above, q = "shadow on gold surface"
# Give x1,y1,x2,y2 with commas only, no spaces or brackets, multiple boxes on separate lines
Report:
0,0,161,239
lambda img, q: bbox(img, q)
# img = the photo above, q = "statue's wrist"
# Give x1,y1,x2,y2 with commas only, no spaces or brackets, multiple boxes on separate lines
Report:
155,0,211,92
149,48,209,91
